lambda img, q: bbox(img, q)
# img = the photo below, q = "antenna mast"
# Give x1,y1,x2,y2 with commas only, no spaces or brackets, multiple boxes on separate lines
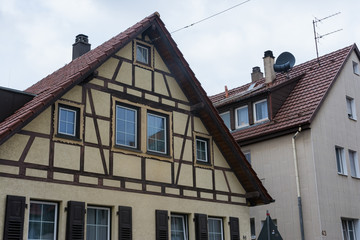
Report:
313,12,342,65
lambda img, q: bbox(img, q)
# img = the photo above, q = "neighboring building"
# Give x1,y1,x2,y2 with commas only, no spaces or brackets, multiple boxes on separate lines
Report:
211,44,360,240
0,13,272,240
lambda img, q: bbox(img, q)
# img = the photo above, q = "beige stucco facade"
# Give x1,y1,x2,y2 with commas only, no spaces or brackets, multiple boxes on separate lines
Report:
245,51,360,239
0,37,253,239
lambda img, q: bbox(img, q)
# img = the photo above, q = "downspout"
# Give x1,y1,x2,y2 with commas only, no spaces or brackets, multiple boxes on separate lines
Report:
292,127,305,240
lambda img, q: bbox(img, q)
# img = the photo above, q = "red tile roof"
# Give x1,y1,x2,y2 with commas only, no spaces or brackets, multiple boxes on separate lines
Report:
0,12,273,204
210,45,356,143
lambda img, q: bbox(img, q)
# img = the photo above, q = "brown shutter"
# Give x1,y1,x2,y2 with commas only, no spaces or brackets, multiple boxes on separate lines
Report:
66,201,85,240
229,217,240,240
155,210,168,240
3,195,26,240
194,213,208,240
118,206,132,240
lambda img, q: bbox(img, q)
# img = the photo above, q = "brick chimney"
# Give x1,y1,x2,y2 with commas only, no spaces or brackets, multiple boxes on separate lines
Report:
72,34,91,60
263,50,276,84
251,66,263,82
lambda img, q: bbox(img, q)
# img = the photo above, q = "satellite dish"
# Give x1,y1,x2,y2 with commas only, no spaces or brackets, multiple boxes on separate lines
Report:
274,52,296,73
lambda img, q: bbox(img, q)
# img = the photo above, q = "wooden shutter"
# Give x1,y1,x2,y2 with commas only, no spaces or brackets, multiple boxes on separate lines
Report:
155,210,168,240
66,201,85,240
194,213,208,240
3,195,26,240
118,206,132,240
229,217,240,240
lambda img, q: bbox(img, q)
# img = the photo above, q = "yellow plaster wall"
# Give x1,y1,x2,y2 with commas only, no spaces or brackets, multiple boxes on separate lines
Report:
135,66,152,91
22,108,51,135
98,119,110,146
213,142,230,168
175,163,193,186
214,169,229,192
115,43,132,60
24,137,50,165
225,171,245,194
173,112,191,136
146,159,172,183
154,72,169,96
84,117,97,144
61,85,82,103
193,117,209,134
91,89,110,117
115,61,132,85
195,168,213,189
53,142,80,170
84,146,108,174
154,48,170,73
0,134,29,161
97,57,119,79
113,153,142,179
166,76,188,102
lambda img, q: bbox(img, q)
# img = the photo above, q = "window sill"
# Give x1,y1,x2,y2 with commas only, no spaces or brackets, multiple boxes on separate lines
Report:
337,173,348,177
348,117,357,121
146,151,172,159
351,176,360,180
55,134,82,142
114,144,141,153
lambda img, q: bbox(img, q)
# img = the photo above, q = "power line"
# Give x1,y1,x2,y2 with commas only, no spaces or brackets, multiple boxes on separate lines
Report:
171,0,251,34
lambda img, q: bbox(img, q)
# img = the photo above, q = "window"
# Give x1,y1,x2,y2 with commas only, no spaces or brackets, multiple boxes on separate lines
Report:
28,201,58,240
171,215,188,240
208,217,224,240
243,151,251,164
349,150,360,178
86,206,110,240
250,218,256,240
147,112,167,154
336,147,347,175
58,106,78,137
347,97,357,120
136,44,149,65
116,105,137,148
342,219,357,240
196,137,209,164
235,106,249,128
353,61,360,75
219,111,231,130
254,99,268,122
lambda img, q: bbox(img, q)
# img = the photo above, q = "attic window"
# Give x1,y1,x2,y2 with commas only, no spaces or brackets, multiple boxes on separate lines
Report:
253,99,268,122
135,40,153,68
353,61,360,75
196,137,209,164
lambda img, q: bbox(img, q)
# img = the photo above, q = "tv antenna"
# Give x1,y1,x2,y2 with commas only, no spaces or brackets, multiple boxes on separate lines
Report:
313,12,343,65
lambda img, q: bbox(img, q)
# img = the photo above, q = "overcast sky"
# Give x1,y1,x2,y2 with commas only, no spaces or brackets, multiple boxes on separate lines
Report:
1,0,359,96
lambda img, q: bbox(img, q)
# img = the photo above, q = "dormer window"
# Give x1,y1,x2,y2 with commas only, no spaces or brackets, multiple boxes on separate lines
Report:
254,99,268,122
235,106,249,128
220,111,231,129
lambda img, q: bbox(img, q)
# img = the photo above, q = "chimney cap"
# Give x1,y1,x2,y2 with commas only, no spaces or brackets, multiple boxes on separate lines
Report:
252,66,261,73
74,34,89,44
264,50,274,58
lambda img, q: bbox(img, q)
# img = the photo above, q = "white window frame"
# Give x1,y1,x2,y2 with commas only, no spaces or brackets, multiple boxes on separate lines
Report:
115,105,137,148
346,96,357,120
235,105,249,128
147,113,167,154
250,218,256,240
342,218,358,240
196,138,209,163
353,61,360,75
253,99,268,122
171,214,188,240
219,111,231,130
208,217,224,240
336,146,347,175
349,150,360,178
28,200,58,240
58,107,77,136
136,44,149,65
243,150,251,164
86,206,111,240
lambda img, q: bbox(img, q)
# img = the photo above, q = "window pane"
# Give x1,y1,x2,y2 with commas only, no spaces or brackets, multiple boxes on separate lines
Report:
255,100,268,121
43,204,56,221
147,113,166,153
196,139,208,162
220,112,231,129
28,222,41,239
236,107,249,127
97,226,108,240
87,225,96,240
208,218,223,240
59,107,77,136
28,202,57,240
137,45,148,64
116,106,137,148
87,208,96,224
86,207,109,240
171,215,186,240
42,223,55,239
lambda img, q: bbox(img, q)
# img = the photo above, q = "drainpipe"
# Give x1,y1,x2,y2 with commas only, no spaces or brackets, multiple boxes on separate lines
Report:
292,127,305,240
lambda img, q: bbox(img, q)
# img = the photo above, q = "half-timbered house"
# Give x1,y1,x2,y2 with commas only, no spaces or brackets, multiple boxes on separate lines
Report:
0,12,272,240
